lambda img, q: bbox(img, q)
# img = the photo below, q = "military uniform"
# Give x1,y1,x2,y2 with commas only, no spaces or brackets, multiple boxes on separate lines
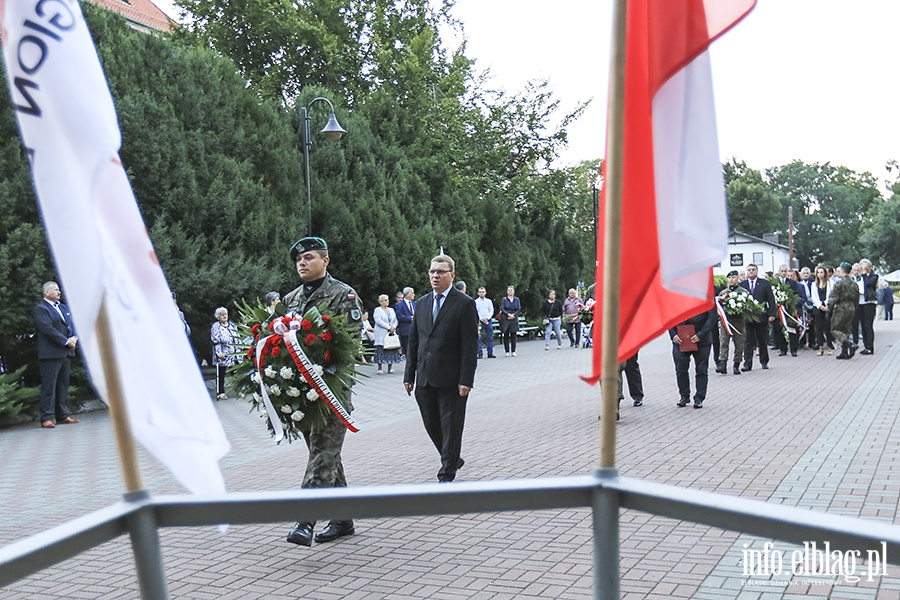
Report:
717,285,747,370
283,272,362,487
830,274,858,356
284,237,363,547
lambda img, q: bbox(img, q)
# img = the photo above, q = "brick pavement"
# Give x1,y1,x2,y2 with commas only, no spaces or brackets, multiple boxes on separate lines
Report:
1,321,899,599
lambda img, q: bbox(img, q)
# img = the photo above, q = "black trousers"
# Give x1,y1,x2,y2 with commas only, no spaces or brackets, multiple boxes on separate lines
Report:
38,357,71,422
415,384,468,482
673,343,710,402
743,320,770,367
858,303,876,351
620,353,643,400
812,308,833,348
215,364,228,395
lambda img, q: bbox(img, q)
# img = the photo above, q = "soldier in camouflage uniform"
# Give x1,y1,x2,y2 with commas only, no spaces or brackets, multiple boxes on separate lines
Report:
830,262,859,360
716,270,748,375
283,237,363,547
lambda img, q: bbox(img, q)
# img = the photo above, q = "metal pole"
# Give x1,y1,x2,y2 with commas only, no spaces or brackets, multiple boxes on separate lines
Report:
125,491,169,600
96,299,169,599
301,106,312,236
593,468,620,599
599,0,627,470
788,206,794,268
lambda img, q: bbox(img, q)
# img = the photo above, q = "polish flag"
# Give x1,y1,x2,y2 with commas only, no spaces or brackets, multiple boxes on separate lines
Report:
1,0,230,495
586,0,755,381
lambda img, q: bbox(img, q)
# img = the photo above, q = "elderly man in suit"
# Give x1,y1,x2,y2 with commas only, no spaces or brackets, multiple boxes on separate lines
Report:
404,254,478,483
33,281,79,429
394,286,416,354
739,263,776,371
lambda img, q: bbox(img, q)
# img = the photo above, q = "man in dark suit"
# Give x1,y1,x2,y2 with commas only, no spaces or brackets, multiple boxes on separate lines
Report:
394,286,416,354
774,265,802,357
403,255,478,483
32,281,79,429
739,263,776,371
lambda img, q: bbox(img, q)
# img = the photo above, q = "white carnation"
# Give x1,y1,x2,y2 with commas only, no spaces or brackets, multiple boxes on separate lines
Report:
264,365,277,379
250,371,260,383
286,386,301,397
268,384,282,396
252,392,262,403
280,404,292,414
279,366,294,380
291,410,305,421
312,364,324,377
306,388,320,401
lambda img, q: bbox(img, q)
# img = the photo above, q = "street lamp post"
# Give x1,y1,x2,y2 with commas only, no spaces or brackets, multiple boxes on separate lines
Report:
301,96,346,235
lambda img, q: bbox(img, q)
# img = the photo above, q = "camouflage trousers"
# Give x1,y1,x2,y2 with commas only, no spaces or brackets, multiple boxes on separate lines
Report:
717,318,744,365
831,305,854,346
300,410,348,489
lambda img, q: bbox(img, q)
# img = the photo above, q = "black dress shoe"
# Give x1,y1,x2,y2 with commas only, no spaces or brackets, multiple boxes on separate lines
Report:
693,401,703,409
741,364,752,372
791,351,798,357
860,349,873,355
733,365,741,375
849,344,858,358
287,522,316,546
314,520,355,543
633,398,643,407
457,458,465,470
777,351,787,356
761,364,769,370
677,399,688,407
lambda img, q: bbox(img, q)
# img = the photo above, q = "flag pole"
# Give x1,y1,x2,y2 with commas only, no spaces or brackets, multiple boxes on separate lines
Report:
96,297,144,493
96,298,170,599
599,0,627,469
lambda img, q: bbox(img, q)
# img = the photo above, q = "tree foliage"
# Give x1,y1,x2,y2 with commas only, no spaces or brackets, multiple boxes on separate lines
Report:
723,158,781,237
766,161,881,268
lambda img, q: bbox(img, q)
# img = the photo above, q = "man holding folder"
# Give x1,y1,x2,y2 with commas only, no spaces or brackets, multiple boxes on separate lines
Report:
669,307,715,409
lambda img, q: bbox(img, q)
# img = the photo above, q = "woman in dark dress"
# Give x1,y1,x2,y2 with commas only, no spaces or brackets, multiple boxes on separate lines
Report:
498,286,521,357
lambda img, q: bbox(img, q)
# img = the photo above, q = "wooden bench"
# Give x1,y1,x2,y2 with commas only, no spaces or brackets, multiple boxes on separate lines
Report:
492,316,539,340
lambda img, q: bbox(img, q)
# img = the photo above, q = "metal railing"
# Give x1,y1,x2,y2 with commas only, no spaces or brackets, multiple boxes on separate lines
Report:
3,468,900,599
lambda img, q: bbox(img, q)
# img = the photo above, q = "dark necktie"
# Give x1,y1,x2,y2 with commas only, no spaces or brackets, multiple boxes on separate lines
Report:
433,294,442,321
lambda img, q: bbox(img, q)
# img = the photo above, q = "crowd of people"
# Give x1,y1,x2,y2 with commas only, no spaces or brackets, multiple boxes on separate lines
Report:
32,237,895,552
661,260,896,415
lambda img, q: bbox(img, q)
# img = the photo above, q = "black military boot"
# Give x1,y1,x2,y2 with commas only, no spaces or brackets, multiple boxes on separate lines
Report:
314,520,355,543
835,342,850,360
286,521,316,546
848,343,858,358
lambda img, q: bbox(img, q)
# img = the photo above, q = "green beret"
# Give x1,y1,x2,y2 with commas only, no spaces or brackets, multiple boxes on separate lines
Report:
290,236,328,262
840,261,852,270
727,270,738,277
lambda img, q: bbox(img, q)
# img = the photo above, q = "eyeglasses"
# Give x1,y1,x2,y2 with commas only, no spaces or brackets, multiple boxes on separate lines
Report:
428,269,452,276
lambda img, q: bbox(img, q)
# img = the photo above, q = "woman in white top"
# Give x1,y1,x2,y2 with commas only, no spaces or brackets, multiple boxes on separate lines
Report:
373,294,402,374
809,266,835,355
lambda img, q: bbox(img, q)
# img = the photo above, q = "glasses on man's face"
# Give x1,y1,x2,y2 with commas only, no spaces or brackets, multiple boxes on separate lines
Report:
428,269,451,276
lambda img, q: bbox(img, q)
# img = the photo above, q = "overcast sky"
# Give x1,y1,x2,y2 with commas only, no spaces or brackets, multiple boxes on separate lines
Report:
153,0,900,190
448,0,900,190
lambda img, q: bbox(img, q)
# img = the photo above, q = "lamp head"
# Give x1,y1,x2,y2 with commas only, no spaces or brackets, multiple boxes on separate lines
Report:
320,114,346,141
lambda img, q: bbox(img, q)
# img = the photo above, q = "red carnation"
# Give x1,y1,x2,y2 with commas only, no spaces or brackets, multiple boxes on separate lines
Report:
321,314,331,323
301,319,313,331
324,350,332,363
267,320,275,331
246,347,254,359
305,334,317,346
251,323,261,335
271,346,281,357
320,331,333,342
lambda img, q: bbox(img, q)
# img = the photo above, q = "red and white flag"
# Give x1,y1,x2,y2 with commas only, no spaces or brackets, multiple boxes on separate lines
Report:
586,0,755,381
1,0,230,495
